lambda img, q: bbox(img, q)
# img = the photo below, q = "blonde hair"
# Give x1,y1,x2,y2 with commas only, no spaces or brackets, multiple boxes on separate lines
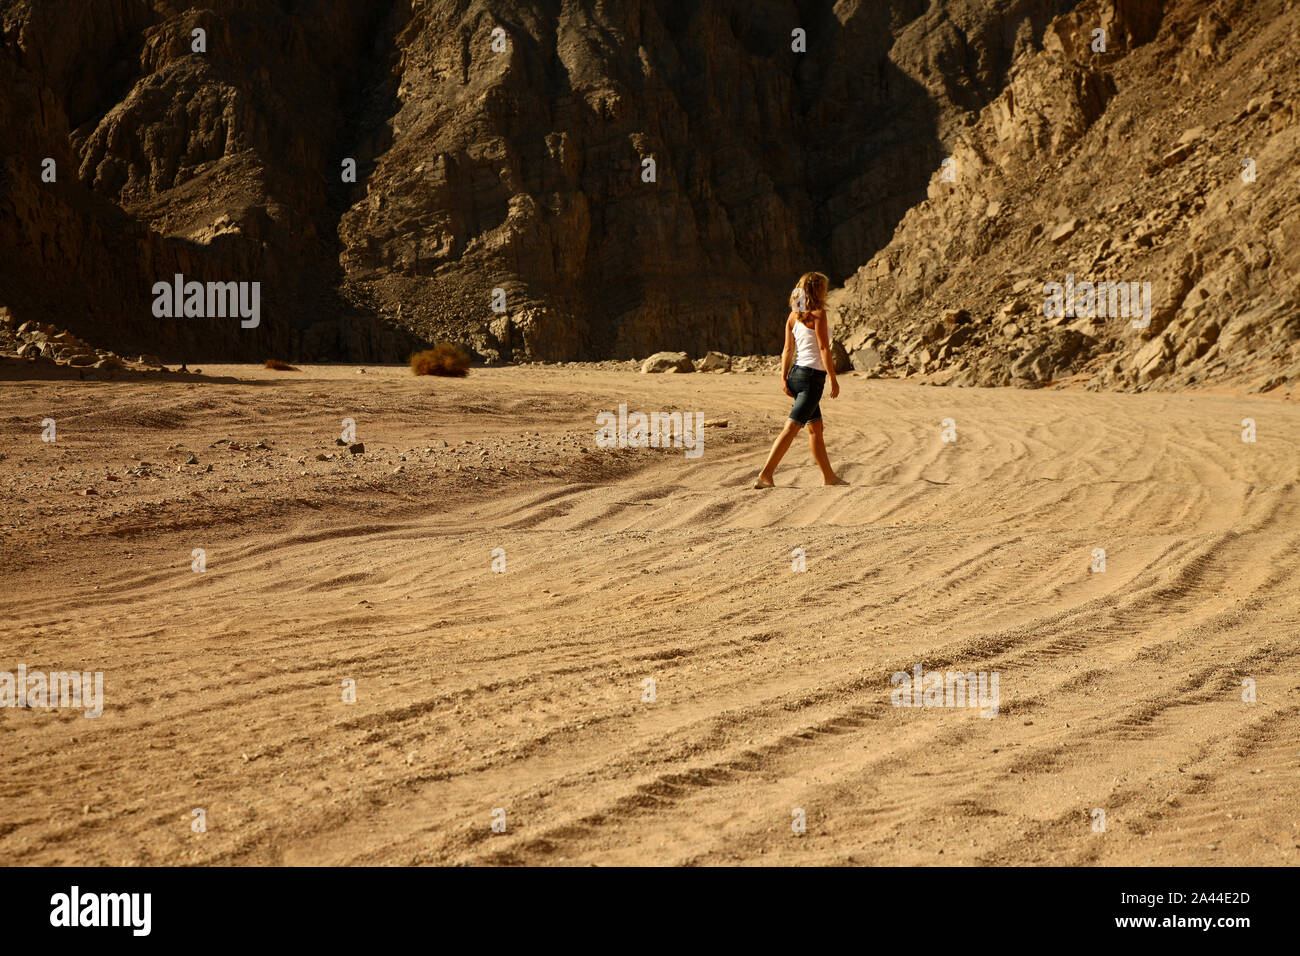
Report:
789,271,828,320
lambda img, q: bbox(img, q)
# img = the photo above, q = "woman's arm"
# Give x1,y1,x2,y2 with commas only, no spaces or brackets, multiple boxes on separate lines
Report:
814,311,840,398
781,314,796,396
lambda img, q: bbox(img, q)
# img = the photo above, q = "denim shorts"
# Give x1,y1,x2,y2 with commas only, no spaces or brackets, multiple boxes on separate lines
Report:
787,364,826,425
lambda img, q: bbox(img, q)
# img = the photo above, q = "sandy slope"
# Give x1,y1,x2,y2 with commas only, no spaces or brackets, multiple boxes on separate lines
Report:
1,364,1297,866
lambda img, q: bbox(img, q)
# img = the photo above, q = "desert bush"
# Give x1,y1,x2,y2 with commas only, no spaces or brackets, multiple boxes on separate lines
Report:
265,358,298,371
410,344,471,377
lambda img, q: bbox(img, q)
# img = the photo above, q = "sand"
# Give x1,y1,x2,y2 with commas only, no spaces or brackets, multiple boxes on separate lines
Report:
1,363,1297,865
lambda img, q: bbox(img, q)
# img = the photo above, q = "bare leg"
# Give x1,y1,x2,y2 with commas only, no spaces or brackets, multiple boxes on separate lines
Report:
807,421,845,485
757,419,802,485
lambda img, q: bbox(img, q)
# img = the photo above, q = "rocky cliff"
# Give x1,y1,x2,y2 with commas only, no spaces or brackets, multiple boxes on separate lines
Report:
831,0,1300,392
2,0,1081,363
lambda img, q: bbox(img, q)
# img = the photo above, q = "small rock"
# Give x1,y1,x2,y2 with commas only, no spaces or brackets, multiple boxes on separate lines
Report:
1050,218,1081,244
348,442,365,455
1159,143,1195,168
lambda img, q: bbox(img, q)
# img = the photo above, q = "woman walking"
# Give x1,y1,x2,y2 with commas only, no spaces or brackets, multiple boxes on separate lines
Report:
753,271,846,488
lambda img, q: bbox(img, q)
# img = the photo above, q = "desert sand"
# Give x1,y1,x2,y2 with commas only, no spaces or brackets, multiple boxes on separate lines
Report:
1,364,1297,866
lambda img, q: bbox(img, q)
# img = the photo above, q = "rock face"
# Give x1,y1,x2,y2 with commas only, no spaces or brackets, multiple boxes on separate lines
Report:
832,0,1300,392
3,0,1294,390
0,0,1081,363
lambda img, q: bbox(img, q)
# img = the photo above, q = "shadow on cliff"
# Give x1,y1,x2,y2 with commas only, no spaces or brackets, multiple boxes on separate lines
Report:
0,0,422,366
300,0,421,364
616,4,953,358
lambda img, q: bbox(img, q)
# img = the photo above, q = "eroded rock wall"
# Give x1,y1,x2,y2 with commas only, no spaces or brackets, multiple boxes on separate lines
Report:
831,0,1300,392
1,0,1081,362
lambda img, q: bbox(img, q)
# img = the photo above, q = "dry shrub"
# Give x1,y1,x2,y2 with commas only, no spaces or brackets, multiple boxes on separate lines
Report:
410,344,471,377
265,358,298,371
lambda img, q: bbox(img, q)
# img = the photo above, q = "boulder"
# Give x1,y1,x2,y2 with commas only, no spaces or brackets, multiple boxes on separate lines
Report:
945,325,975,349
695,350,730,372
920,321,948,344
1134,334,1172,382
830,340,852,373
641,351,693,373
850,347,881,372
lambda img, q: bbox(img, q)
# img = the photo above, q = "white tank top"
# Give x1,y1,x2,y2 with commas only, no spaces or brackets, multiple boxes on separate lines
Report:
792,317,825,371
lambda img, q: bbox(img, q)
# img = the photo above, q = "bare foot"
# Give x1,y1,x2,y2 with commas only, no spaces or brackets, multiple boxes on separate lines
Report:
753,476,775,489
823,475,848,486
